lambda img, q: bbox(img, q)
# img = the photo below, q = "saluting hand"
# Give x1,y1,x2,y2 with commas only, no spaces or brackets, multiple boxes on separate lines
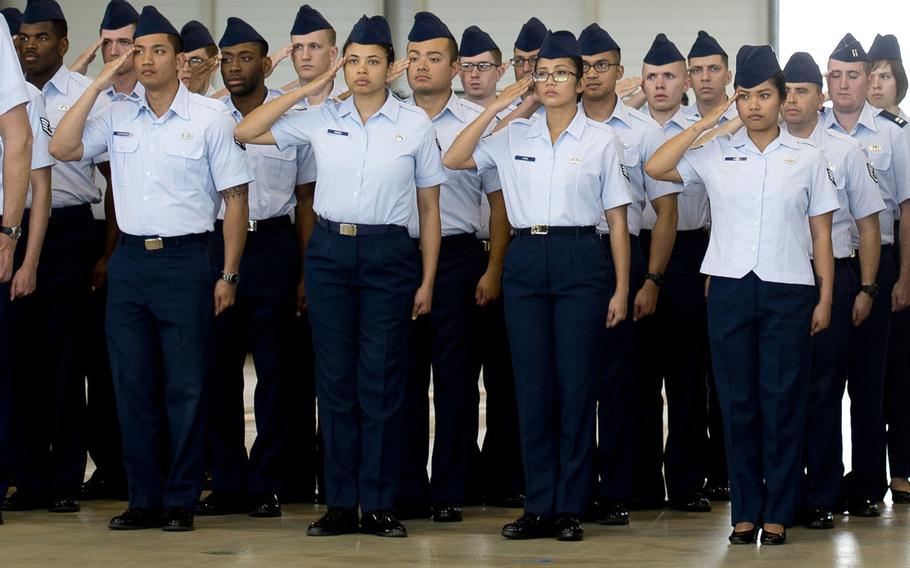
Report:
490,75,534,114
214,279,236,316
412,283,433,320
387,58,410,84
71,38,104,76
606,293,627,328
187,55,221,95
694,96,735,133
299,56,345,103
616,76,642,99
90,48,134,93
266,44,293,78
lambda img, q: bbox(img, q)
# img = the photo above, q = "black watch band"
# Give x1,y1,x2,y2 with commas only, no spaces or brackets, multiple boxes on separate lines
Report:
860,283,879,299
645,272,665,287
221,272,240,285
0,225,21,241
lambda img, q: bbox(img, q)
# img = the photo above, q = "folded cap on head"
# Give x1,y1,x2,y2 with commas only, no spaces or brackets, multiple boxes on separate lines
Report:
101,0,139,31
514,17,546,51
868,33,901,61
346,14,392,46
734,44,781,89
133,5,179,43
218,16,268,52
688,30,726,59
578,23,620,56
643,33,684,66
407,11,453,43
459,25,498,57
22,0,65,24
180,20,215,53
2,8,22,35
537,30,581,60
290,5,332,36
830,33,869,62
783,52,822,87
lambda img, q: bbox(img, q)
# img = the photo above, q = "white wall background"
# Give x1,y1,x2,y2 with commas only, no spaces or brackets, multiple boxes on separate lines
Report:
1,0,771,95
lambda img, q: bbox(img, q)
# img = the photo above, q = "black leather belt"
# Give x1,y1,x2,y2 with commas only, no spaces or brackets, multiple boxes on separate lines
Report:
216,215,291,233
515,225,596,237
317,217,406,237
120,232,208,251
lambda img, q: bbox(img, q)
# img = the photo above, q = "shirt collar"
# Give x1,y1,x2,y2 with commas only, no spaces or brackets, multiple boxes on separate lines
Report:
729,126,799,153
527,107,587,141
133,81,191,121
45,65,71,96
337,89,401,124
404,91,465,123
222,88,280,121
823,102,879,134
105,81,144,102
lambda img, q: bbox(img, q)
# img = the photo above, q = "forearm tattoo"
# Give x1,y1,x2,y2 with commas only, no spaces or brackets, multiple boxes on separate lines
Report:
222,185,249,200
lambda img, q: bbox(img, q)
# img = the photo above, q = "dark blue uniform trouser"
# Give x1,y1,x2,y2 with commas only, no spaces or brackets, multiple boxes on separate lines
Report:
597,233,645,503
472,247,524,501
106,236,214,510
804,258,855,510
708,272,815,526
280,313,319,501
208,218,299,496
305,223,419,512
635,229,710,503
844,246,895,503
399,234,483,508
85,219,125,487
11,204,94,499
504,229,607,518
0,280,12,499
887,222,910,480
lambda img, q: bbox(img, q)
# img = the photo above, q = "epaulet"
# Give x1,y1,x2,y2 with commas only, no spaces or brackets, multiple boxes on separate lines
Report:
795,138,818,148
188,92,227,112
880,110,908,128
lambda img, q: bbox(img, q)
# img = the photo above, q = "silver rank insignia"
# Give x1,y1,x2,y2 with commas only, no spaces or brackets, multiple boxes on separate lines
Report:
867,163,879,183
869,145,882,153
181,132,193,140
394,134,405,142
57,104,69,112
569,157,581,165
783,157,796,165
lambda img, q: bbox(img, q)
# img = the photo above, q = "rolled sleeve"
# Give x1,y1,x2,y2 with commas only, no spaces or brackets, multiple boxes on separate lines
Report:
414,120,447,189
208,112,254,192
271,108,317,152
642,129,682,201
295,143,317,185
480,164,501,194
677,147,709,188
81,111,112,161
473,129,508,175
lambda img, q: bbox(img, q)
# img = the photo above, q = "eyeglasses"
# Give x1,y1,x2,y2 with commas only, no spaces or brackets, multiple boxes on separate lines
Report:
530,70,577,83
582,61,621,73
510,56,538,68
184,56,206,68
459,62,497,72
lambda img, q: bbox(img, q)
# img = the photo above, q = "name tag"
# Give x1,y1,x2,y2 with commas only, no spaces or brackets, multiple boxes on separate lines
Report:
113,131,133,137
723,156,747,161
327,129,349,136
514,155,536,162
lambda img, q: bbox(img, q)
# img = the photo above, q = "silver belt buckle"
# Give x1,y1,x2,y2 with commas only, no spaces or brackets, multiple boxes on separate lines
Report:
247,220,258,232
849,249,858,258
482,240,491,252
530,224,549,235
144,237,164,251
339,223,358,237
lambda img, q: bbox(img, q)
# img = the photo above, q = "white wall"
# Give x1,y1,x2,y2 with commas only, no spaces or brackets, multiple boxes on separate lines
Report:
2,0,771,93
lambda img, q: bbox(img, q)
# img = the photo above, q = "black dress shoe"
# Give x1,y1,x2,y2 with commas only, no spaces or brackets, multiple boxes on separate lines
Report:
49,498,81,513
501,512,555,540
80,474,128,501
669,496,711,513
847,499,881,517
195,491,249,516
1,491,48,511
597,501,630,526
554,513,584,541
760,527,786,545
306,507,359,536
892,488,910,504
431,503,462,523
249,494,281,518
360,510,407,537
0,510,4,525
162,507,194,531
804,507,834,529
728,525,759,544
109,508,164,530
704,484,731,502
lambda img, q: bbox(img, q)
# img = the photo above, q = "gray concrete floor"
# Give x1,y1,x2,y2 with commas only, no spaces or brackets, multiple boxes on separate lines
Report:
2,358,909,567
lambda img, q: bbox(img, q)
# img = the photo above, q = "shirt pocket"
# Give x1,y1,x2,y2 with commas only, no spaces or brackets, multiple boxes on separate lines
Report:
110,135,139,186
867,148,892,180
258,145,297,189
163,136,206,189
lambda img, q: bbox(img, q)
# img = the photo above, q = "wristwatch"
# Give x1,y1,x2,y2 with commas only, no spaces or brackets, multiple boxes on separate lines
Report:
645,272,665,287
859,283,879,299
221,272,240,285
0,225,21,241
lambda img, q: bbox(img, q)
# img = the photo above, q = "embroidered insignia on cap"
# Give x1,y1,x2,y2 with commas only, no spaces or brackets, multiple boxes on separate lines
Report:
182,132,194,140
867,162,879,184
40,117,53,137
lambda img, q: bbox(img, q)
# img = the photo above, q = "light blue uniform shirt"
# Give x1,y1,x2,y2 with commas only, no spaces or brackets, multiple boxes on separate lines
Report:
685,100,739,123
678,128,840,285
785,121,884,259
823,103,910,244
80,82,253,237
219,89,315,221
641,104,710,231
472,108,633,229
41,66,109,208
2,83,55,214
584,98,681,236
92,82,147,220
0,18,27,116
404,92,501,238
270,90,447,227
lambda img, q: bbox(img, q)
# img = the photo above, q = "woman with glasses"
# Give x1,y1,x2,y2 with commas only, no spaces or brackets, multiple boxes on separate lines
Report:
235,14,445,539
646,45,837,545
445,30,632,542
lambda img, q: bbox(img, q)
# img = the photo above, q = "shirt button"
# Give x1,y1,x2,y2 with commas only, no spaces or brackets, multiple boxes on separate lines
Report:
146,171,151,176
751,246,757,251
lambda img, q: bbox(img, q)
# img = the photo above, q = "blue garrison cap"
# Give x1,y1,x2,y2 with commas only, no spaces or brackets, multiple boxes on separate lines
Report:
734,45,781,89
538,30,581,60
459,25,498,57
643,33,685,65
783,52,823,87
346,15,392,46
2,8,21,35
579,23,620,56
181,20,215,53
134,6,179,42
514,17,546,51
22,0,65,24
869,33,901,61
830,33,869,62
219,16,268,52
101,0,138,30
688,30,726,59
290,5,332,36
408,11,454,42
